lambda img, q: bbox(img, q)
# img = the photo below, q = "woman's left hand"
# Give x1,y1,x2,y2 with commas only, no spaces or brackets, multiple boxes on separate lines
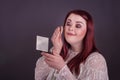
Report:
41,52,66,71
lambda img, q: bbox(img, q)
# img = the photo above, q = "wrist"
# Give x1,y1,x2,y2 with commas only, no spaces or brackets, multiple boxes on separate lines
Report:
52,48,61,54
57,62,66,71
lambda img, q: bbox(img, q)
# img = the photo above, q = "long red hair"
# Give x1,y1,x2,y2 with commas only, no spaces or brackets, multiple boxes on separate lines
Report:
60,10,99,75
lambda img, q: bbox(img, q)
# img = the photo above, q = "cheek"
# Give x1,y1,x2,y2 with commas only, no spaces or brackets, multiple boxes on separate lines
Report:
78,28,87,38
64,26,67,31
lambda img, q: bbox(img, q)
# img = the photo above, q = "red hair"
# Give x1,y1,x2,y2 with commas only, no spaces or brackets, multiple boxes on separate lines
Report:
60,10,99,75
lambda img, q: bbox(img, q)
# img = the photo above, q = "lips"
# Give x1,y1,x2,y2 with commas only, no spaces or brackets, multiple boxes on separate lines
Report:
67,32,75,36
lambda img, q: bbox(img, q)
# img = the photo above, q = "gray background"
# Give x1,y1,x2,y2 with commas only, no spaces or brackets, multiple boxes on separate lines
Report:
0,0,120,80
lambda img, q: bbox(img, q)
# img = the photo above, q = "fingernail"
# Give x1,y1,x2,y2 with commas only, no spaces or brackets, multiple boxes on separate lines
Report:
41,52,44,55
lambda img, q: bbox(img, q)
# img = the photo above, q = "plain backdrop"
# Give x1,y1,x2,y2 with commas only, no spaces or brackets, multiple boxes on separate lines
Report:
0,0,120,80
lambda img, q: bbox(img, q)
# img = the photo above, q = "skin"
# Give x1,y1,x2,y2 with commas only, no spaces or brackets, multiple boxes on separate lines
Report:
42,13,87,71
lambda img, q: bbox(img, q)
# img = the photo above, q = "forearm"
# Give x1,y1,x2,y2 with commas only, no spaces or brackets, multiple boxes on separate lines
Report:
55,65,77,80
35,57,51,80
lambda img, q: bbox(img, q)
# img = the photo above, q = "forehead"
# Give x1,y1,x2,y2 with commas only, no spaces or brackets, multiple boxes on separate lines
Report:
67,13,86,24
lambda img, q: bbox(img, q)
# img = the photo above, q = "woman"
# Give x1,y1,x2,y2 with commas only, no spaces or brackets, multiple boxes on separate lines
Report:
35,9,109,80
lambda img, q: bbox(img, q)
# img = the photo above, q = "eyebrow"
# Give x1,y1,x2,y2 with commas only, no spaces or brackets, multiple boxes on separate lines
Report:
66,19,71,22
67,19,84,24
76,21,84,24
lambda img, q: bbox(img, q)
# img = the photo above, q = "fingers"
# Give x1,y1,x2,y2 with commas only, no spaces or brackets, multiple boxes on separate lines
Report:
52,48,60,56
51,26,63,42
41,52,55,61
42,52,54,58
42,52,65,70
59,26,63,39
53,27,59,37
50,26,63,56
60,26,63,35
52,27,60,38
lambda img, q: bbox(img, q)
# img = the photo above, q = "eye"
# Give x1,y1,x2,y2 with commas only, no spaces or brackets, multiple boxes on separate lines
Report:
76,24,82,28
66,22,71,26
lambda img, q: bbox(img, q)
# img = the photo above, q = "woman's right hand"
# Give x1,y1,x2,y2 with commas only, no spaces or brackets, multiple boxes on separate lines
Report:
51,26,63,54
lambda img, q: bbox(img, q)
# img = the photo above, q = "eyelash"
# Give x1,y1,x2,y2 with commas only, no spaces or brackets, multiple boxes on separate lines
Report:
76,24,82,28
66,22,82,28
66,22,71,26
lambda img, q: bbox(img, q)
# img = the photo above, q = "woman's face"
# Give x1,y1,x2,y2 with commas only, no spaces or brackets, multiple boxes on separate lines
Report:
64,13,87,45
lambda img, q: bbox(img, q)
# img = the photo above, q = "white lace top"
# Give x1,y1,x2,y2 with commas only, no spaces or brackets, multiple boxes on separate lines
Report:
35,50,109,80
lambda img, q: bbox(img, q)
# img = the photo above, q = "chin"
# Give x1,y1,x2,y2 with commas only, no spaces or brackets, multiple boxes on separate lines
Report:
66,38,76,44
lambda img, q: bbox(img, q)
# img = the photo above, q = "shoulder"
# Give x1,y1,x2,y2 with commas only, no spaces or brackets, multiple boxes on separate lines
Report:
86,52,106,62
84,52,108,71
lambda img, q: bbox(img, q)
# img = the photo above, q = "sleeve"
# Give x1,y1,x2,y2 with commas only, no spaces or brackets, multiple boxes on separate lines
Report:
55,65,77,80
54,52,109,80
35,56,52,80
79,52,109,80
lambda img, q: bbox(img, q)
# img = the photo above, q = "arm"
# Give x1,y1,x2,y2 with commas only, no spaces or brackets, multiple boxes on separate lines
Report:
54,52,109,80
55,65,77,80
35,56,52,80
79,52,109,80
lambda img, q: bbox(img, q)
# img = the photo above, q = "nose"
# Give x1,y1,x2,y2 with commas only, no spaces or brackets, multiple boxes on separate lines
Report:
68,26,74,31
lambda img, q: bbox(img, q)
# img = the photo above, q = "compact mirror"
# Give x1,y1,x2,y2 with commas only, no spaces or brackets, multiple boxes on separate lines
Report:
36,35,49,52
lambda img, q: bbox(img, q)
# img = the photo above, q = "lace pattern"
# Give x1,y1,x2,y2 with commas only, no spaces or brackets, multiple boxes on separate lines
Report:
35,51,109,80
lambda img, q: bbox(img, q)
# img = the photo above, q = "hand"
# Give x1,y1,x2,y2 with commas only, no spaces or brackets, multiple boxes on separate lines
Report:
41,52,66,71
51,26,63,54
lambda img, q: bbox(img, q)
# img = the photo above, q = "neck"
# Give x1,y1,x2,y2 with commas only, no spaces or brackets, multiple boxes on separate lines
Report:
71,42,83,53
